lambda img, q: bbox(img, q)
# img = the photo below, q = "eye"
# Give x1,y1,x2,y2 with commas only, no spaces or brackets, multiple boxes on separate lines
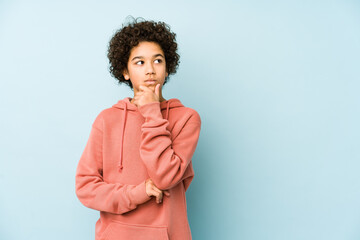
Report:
154,59,162,63
135,61,144,65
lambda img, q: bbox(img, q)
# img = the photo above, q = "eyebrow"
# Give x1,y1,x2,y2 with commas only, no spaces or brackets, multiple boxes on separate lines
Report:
131,54,165,62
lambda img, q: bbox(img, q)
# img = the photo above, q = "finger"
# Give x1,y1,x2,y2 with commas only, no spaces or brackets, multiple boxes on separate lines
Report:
163,190,170,197
134,92,143,97
157,192,163,203
139,85,148,92
155,84,160,97
146,189,154,197
152,186,162,196
155,189,163,197
149,188,161,198
139,85,152,92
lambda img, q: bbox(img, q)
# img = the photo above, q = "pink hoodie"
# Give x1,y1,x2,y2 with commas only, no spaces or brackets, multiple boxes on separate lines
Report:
75,97,201,240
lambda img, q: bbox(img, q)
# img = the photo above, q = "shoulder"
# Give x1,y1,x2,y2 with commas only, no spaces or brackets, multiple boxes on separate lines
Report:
169,104,201,127
183,106,201,125
91,107,118,129
170,98,201,124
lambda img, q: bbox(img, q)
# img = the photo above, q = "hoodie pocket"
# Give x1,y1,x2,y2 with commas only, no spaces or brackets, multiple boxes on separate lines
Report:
101,220,169,240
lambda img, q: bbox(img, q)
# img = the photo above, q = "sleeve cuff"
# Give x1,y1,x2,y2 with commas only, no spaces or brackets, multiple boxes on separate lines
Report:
129,180,152,205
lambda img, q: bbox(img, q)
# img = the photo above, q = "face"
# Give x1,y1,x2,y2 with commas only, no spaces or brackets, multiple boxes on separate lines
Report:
123,41,168,95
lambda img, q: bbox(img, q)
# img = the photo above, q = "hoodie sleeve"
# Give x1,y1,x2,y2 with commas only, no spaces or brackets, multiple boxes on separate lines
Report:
75,113,152,214
138,101,201,190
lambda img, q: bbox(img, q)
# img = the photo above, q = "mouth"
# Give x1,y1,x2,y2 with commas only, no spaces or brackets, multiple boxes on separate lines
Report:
145,80,157,84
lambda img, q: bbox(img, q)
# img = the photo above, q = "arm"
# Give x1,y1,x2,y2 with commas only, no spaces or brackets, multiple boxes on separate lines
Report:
138,102,201,190
75,115,151,214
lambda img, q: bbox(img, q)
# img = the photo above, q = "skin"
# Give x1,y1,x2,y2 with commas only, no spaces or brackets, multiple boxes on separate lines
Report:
145,179,170,204
123,41,170,203
123,41,168,107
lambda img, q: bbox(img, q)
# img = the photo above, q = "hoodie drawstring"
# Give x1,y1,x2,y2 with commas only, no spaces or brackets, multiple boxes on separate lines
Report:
119,100,170,172
165,101,170,120
119,101,127,171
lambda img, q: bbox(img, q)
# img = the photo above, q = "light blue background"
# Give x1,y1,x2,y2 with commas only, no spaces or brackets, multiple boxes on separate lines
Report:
1,0,359,239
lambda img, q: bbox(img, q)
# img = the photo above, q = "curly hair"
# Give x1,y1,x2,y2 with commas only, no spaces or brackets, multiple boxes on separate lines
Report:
107,16,180,89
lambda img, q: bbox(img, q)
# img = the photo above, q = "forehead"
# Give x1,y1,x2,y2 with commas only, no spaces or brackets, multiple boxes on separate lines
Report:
129,41,164,58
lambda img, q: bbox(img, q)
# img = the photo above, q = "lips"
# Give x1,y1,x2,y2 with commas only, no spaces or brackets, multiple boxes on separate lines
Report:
145,79,156,84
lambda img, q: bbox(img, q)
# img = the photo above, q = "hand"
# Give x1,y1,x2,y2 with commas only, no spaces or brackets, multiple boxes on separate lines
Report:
132,84,161,107
145,178,170,204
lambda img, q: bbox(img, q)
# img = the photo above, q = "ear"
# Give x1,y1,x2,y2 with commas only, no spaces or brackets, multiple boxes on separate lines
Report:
165,71,168,77
123,69,130,80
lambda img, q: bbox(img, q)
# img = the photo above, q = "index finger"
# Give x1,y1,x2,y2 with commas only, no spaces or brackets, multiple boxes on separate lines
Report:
139,84,154,92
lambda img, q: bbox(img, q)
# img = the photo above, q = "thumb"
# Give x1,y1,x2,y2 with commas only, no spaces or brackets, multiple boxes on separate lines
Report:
155,84,160,98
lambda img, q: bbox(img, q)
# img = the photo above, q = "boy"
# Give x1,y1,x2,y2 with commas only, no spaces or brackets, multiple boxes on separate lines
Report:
75,17,201,240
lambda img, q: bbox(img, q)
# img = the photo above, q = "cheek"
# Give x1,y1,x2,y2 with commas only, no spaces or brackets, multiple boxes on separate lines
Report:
157,65,167,74
129,69,141,78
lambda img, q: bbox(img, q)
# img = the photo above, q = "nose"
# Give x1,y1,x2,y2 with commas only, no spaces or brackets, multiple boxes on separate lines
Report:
145,62,155,75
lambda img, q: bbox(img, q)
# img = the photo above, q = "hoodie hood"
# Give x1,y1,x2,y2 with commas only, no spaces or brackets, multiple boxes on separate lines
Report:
112,97,184,171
